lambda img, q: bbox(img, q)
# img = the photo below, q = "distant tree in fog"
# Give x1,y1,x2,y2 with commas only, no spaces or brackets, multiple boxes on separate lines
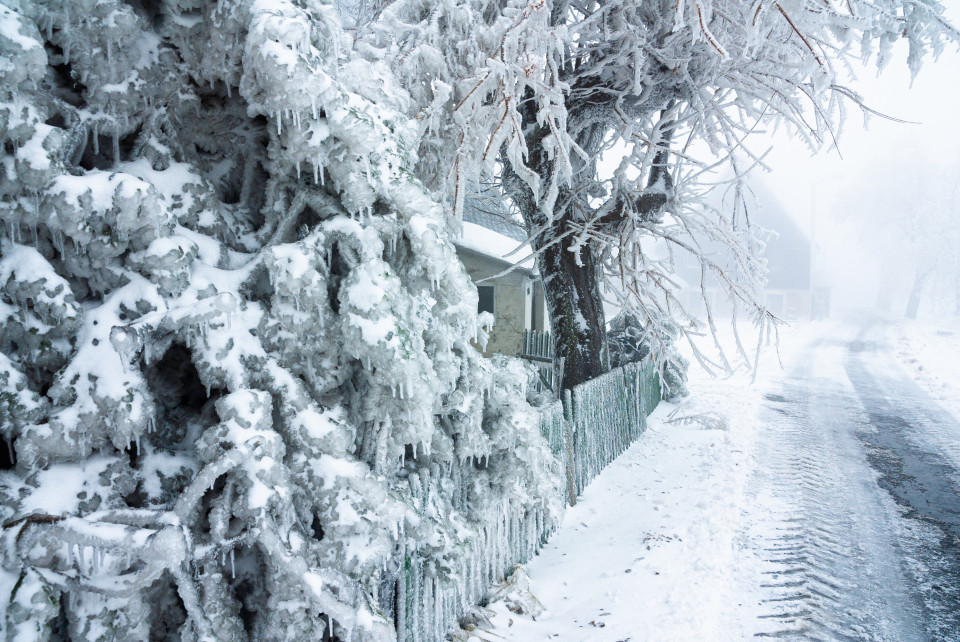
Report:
838,155,960,319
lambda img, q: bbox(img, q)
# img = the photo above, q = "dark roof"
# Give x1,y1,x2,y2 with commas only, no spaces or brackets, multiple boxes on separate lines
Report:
746,180,810,290
676,176,811,291
462,191,527,242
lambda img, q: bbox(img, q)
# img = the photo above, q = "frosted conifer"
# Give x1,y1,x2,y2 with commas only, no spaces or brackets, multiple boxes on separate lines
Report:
0,2,562,640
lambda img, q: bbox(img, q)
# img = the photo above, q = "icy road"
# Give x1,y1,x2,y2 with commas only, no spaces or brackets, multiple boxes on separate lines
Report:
477,319,960,641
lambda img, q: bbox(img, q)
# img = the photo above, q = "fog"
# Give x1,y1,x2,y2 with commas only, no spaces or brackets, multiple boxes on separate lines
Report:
760,0,960,320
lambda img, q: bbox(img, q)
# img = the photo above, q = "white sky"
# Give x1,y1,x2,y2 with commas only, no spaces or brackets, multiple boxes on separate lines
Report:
759,0,960,313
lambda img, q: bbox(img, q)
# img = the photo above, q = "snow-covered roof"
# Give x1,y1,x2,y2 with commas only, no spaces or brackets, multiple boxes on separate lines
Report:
462,193,526,241
455,191,534,270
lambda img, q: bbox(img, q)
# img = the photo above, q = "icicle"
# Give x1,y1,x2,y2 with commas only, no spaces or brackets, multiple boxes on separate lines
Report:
112,122,120,167
229,548,235,579
397,548,407,642
313,161,318,184
310,95,317,119
276,111,282,136
434,577,442,641
92,121,99,155
52,227,64,255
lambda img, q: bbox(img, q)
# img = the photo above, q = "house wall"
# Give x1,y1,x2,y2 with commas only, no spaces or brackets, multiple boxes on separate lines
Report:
457,248,547,357
768,289,811,319
682,287,811,320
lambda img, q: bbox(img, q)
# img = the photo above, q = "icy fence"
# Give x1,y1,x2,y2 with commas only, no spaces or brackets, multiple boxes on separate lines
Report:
564,358,660,497
379,464,555,642
519,329,560,395
388,358,660,641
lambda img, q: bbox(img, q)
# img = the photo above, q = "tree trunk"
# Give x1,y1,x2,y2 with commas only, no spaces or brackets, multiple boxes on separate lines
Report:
905,269,929,320
539,224,610,390
502,136,611,392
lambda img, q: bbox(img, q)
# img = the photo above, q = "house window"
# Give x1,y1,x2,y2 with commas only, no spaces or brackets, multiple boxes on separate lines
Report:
477,285,495,315
530,282,545,331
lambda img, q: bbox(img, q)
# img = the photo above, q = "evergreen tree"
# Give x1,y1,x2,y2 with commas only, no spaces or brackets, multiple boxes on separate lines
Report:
0,2,562,639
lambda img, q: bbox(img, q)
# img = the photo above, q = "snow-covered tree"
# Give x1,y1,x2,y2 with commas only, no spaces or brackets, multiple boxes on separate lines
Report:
836,151,960,319
354,0,958,388
0,2,563,640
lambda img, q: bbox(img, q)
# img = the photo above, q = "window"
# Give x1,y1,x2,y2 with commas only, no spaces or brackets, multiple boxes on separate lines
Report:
530,282,545,331
477,285,495,315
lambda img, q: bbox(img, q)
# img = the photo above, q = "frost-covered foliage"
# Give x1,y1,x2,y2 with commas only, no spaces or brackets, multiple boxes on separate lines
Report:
608,311,688,402
835,154,960,319
350,0,959,385
0,2,562,640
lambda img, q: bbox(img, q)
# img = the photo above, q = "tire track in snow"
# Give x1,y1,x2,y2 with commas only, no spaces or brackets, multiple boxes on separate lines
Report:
742,337,927,641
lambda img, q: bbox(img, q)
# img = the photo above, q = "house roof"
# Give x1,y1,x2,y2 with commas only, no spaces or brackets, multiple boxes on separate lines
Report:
455,190,534,271
676,175,811,291
741,179,810,290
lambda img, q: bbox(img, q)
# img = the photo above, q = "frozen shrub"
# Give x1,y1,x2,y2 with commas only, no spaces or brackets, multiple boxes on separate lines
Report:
0,2,562,640
608,311,689,402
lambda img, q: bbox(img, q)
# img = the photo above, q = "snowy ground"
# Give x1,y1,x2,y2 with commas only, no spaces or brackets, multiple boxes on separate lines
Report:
469,317,960,641
891,319,960,423
464,321,821,641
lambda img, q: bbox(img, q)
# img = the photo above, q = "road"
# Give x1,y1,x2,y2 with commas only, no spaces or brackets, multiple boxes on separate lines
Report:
745,320,960,641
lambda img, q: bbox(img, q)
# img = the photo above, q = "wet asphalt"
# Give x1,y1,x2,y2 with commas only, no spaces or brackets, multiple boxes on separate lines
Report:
750,320,960,641
846,325,960,640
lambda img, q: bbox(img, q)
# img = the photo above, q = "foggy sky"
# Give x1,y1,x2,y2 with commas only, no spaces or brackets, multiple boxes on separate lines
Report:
761,0,960,315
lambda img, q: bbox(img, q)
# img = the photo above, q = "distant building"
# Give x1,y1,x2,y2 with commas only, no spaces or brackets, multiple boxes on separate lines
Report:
454,194,549,357
676,178,819,320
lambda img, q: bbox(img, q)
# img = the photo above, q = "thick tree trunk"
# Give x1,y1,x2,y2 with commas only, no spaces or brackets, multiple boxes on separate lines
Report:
502,147,611,391
539,224,610,390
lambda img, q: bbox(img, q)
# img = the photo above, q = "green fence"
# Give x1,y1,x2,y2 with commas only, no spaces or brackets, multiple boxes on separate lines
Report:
392,357,660,641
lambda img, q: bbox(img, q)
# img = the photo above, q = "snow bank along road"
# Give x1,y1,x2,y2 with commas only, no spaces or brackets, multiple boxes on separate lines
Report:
476,319,960,641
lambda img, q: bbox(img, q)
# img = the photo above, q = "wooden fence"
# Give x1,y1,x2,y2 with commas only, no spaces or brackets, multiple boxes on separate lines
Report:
391,357,661,641
537,358,660,502
519,329,560,395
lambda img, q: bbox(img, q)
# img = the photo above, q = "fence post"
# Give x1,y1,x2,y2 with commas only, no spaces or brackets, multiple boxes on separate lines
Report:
562,388,577,505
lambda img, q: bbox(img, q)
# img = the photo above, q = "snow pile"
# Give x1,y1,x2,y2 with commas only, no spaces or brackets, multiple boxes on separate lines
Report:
0,2,562,640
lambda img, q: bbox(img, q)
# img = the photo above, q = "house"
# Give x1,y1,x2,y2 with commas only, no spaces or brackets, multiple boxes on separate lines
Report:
454,194,550,357
676,177,823,320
